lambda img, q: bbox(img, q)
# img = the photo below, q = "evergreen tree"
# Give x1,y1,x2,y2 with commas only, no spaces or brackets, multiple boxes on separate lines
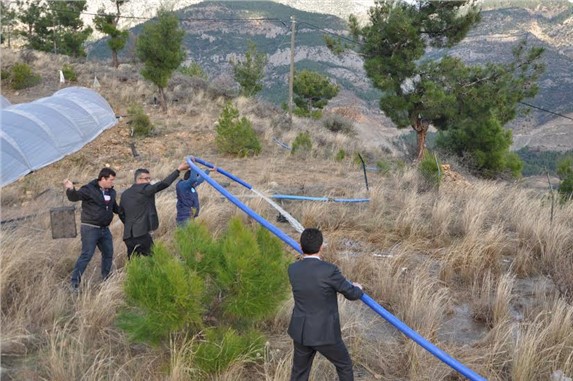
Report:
0,3,17,47
136,9,185,112
232,41,268,97
16,0,92,57
94,0,129,68
293,69,339,118
345,0,544,177
349,0,481,161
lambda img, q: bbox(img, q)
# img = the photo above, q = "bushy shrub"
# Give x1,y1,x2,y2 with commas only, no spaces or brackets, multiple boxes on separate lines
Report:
335,149,346,162
291,132,312,155
10,63,41,90
323,114,355,135
118,245,205,345
179,61,207,79
1,69,10,81
61,63,77,82
559,174,573,202
418,151,442,188
120,217,290,374
127,103,154,137
216,102,261,157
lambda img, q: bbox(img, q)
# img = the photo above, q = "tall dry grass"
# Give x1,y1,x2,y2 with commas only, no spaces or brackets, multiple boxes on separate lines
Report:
2,48,573,380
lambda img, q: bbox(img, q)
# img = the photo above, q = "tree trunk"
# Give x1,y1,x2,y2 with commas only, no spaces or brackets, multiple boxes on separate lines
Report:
158,87,167,112
412,117,430,161
112,51,119,68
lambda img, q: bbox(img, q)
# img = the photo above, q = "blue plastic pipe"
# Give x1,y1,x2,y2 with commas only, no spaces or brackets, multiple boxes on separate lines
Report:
191,157,369,203
271,194,370,203
185,156,486,381
186,157,301,253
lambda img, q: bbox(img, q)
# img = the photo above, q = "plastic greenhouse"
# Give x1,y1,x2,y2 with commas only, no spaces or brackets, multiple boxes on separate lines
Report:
1,87,117,187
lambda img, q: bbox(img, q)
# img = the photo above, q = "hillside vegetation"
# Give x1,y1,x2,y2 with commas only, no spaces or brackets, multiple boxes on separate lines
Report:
1,48,573,380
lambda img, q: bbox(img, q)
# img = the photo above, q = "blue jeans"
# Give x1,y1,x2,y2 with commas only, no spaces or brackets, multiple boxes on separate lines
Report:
71,224,113,287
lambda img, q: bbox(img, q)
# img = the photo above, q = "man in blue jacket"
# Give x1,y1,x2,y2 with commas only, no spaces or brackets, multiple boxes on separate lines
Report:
175,165,211,225
63,167,121,290
288,228,363,381
119,161,189,258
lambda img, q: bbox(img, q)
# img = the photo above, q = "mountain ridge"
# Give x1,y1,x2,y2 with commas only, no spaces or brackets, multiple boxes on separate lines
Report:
86,0,573,152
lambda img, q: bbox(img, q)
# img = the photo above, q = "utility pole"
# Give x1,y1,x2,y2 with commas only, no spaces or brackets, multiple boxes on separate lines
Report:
288,15,296,124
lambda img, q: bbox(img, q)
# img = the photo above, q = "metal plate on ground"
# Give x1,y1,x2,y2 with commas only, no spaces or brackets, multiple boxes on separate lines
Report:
50,206,77,239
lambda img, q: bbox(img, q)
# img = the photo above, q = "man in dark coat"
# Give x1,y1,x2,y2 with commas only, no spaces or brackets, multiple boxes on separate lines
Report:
288,228,363,381
119,161,188,258
63,167,121,290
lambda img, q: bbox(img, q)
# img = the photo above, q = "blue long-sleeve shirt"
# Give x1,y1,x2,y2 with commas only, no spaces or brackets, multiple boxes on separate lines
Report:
176,168,209,223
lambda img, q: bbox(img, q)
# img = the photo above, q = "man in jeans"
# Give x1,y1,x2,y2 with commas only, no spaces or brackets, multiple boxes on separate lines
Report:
63,167,121,290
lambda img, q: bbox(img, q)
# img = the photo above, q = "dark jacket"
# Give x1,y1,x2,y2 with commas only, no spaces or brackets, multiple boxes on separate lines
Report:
287,258,363,346
119,170,180,240
66,179,120,227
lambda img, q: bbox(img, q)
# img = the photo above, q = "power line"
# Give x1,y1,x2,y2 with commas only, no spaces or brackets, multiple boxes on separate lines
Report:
520,102,573,122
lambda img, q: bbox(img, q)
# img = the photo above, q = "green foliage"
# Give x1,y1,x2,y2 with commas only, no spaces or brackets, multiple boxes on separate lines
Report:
179,61,208,79
61,64,77,82
558,174,573,202
215,102,261,157
557,156,573,201
9,63,41,90
293,69,339,117
233,40,267,97
127,104,154,137
136,9,185,111
322,114,354,135
376,160,392,175
0,2,16,46
418,151,442,187
556,156,573,180
352,0,545,175
94,4,129,68
194,327,265,374
436,115,522,178
16,0,92,57
118,244,205,345
335,149,346,162
120,217,290,374
291,132,312,155
516,147,573,176
1,69,11,81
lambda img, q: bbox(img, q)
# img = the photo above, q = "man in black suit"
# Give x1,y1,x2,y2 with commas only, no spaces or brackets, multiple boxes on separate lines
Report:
119,161,188,258
288,228,363,381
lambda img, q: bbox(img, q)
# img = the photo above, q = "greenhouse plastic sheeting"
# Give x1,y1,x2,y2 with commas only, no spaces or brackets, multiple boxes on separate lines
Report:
0,87,117,186
1,95,11,108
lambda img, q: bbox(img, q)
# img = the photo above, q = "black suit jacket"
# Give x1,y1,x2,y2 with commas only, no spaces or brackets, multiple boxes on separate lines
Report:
119,170,180,240
288,257,363,346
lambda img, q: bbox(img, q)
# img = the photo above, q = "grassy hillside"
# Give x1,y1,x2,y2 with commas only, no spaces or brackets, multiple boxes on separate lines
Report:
1,48,573,380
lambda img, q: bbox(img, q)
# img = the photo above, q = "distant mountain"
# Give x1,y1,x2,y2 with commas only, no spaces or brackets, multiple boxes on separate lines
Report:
87,0,573,151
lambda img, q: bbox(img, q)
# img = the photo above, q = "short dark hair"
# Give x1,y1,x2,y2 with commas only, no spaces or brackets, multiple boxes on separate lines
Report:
98,167,116,180
183,170,190,180
134,168,149,182
300,228,323,254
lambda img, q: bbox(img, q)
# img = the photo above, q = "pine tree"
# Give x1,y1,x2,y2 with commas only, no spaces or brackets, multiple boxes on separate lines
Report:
293,69,339,118
136,8,185,112
94,0,129,68
232,41,268,97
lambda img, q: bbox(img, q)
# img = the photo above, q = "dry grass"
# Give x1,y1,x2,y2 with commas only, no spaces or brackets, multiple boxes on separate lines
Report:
2,48,573,380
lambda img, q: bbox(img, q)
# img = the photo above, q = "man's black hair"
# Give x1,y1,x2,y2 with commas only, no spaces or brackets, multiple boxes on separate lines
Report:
183,170,190,180
98,167,116,181
134,168,149,182
300,228,323,254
